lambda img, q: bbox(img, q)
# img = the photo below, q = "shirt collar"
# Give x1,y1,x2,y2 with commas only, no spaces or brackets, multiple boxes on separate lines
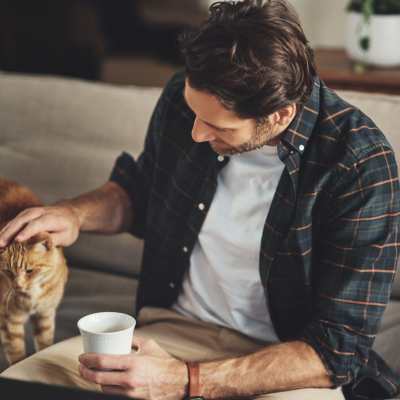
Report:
277,77,321,161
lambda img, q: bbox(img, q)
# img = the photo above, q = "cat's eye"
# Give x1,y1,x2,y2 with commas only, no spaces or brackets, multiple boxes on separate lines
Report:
26,269,34,274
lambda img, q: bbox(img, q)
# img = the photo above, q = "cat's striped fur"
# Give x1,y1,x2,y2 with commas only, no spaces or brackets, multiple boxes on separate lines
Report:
0,178,68,365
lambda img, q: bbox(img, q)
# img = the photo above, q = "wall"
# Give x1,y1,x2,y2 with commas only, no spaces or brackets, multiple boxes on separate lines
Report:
289,0,348,48
205,0,350,48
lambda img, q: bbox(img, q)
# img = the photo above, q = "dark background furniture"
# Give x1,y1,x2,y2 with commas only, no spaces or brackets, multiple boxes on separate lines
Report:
0,377,128,399
0,0,200,82
315,48,400,95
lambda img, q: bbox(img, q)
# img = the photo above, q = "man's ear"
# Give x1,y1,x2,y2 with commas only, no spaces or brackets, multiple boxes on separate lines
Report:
26,233,54,253
274,103,297,127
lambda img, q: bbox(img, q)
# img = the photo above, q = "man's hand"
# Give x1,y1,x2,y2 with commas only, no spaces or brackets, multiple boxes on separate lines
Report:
0,205,81,248
79,337,188,400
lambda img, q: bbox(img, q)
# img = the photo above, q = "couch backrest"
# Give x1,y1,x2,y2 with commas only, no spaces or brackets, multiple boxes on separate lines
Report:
337,90,400,156
0,72,399,295
0,72,162,277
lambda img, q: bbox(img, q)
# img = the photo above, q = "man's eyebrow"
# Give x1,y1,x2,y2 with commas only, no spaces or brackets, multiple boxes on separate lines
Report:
182,89,233,132
205,121,232,132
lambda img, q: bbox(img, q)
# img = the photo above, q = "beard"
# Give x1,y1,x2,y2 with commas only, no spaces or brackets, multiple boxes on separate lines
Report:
212,119,276,156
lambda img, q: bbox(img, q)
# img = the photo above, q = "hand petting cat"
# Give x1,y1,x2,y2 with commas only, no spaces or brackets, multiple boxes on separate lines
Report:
0,179,134,367
0,178,69,365
0,203,81,249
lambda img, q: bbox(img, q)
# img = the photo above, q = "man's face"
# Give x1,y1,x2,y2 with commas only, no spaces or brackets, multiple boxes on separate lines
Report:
183,79,277,156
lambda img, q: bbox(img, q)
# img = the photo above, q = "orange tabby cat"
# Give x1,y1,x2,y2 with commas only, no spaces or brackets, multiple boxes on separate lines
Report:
0,178,69,365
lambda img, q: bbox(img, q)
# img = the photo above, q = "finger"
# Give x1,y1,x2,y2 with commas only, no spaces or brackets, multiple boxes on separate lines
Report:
0,219,32,247
132,336,170,358
101,385,128,395
1,207,44,232
79,363,131,387
15,214,62,242
79,353,132,371
0,222,28,248
49,232,67,248
0,208,44,246
132,335,146,350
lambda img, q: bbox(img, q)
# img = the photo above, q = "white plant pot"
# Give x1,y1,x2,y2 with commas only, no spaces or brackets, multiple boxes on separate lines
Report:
345,12,400,67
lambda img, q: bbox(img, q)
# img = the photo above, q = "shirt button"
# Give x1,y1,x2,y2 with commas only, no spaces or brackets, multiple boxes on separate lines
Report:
217,155,224,162
169,282,175,289
198,203,205,211
299,144,305,151
182,246,189,253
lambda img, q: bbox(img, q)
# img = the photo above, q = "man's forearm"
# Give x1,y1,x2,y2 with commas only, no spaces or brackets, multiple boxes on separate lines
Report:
54,181,134,234
198,340,332,398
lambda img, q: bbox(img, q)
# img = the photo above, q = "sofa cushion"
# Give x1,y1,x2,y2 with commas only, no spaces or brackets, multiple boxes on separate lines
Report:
337,91,400,155
0,71,162,276
64,233,143,278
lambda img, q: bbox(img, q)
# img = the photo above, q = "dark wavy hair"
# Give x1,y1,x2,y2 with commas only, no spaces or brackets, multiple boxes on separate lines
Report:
179,0,316,121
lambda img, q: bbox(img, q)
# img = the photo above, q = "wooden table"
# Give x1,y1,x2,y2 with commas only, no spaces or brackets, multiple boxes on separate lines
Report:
315,48,400,95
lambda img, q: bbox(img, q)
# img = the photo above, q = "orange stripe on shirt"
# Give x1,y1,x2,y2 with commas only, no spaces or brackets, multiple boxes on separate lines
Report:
319,294,386,307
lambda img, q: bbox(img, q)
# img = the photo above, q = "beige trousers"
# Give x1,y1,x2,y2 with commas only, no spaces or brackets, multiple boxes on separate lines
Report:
1,306,344,399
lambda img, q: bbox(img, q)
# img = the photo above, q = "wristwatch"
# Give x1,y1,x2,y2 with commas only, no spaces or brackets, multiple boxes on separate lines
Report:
185,362,205,400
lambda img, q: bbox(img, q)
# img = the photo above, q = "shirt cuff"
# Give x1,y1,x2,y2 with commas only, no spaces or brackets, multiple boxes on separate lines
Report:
109,151,144,237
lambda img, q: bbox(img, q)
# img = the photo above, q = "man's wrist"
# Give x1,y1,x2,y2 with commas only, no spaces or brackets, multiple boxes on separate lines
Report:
199,359,233,399
174,359,188,400
53,200,85,230
67,203,85,229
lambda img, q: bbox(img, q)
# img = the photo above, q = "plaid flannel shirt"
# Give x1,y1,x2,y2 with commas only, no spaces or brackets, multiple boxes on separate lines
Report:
109,72,400,399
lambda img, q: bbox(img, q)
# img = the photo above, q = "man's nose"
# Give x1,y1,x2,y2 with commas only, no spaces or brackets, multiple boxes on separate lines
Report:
191,118,216,143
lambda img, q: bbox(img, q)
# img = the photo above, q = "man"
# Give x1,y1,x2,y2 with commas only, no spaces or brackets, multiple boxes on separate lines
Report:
0,1,399,399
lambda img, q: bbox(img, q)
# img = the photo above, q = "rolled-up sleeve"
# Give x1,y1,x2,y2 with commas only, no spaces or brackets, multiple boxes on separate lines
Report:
109,81,169,238
300,143,400,387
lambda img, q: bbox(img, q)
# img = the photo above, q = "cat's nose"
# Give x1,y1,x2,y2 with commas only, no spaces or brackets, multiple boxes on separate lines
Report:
14,280,25,290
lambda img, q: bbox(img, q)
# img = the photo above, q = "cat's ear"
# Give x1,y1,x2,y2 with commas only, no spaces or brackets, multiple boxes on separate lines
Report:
26,233,54,253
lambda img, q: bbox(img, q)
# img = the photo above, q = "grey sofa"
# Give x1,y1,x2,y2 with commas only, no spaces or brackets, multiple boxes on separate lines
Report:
0,72,399,394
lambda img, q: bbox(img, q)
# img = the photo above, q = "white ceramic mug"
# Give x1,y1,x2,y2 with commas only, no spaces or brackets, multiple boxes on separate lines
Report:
77,312,136,355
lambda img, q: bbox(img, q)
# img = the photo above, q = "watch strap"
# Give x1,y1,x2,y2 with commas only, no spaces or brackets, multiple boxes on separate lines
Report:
186,361,204,399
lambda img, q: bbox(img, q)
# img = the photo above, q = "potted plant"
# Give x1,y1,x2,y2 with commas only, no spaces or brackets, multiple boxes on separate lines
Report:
345,0,400,67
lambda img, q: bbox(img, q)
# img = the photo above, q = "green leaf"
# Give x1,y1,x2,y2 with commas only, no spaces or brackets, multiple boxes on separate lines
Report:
347,0,400,15
362,0,374,22
359,36,370,51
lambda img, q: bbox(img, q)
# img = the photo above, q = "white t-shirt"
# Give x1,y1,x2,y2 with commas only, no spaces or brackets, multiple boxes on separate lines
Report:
173,144,285,341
